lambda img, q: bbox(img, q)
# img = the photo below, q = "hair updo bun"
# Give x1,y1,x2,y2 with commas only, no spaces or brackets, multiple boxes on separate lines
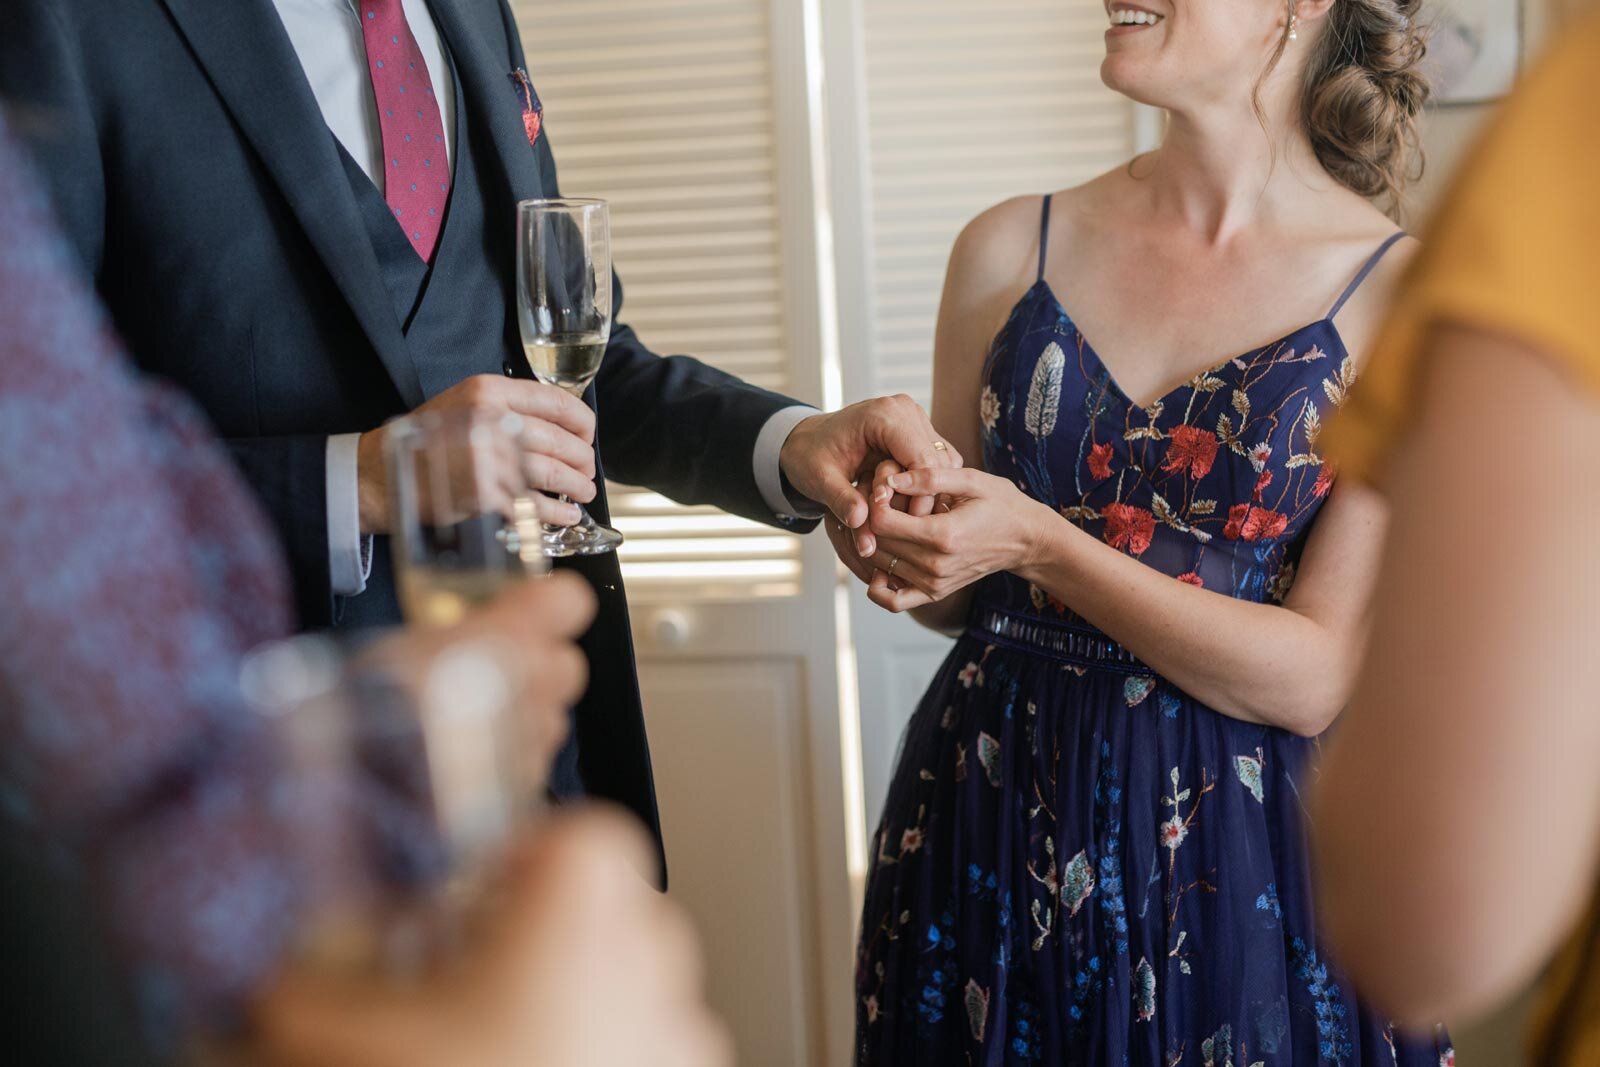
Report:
1299,0,1431,207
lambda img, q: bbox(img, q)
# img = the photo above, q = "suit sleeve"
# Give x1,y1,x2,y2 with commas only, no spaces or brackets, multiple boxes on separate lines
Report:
0,0,108,278
224,435,337,628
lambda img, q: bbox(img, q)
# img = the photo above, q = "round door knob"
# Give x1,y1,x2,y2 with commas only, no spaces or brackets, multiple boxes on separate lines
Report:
651,609,692,649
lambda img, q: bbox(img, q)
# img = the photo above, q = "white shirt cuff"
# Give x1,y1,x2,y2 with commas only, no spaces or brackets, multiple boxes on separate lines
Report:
753,405,825,521
326,433,373,596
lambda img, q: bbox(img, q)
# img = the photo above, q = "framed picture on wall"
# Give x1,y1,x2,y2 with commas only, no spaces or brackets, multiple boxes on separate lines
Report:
1426,0,1524,105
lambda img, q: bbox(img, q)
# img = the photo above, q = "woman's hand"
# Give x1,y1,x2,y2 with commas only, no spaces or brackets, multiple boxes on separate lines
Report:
864,461,1054,612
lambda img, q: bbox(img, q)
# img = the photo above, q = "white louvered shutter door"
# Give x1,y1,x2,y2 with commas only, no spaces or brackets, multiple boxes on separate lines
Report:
845,0,1141,851
861,0,1137,407
513,0,802,600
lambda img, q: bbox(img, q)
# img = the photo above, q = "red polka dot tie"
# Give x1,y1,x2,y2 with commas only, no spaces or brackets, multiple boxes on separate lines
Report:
357,0,450,262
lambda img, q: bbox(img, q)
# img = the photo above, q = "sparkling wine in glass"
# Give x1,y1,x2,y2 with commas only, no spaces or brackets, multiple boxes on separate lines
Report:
516,197,623,557
387,409,548,628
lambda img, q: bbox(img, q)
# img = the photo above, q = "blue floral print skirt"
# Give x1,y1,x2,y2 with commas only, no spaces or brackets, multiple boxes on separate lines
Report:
853,615,1455,1066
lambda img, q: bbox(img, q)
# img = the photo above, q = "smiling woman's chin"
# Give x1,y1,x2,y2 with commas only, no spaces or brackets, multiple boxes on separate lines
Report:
1100,54,1166,106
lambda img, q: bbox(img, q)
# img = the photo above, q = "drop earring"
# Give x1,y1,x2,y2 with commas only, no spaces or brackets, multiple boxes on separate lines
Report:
1288,13,1299,40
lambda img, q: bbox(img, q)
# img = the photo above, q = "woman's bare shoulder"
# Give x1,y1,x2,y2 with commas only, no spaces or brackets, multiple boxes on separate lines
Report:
949,195,1048,282
950,167,1130,289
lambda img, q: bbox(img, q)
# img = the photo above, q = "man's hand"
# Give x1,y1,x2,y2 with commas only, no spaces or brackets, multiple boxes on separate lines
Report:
779,395,962,566
356,376,598,534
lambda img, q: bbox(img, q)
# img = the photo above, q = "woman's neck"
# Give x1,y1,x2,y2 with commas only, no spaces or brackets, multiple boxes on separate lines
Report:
1137,94,1330,244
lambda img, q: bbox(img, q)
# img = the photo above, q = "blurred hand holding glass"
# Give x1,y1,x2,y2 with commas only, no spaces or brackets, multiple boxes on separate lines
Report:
244,410,557,977
241,632,533,981
516,197,623,557
387,409,549,628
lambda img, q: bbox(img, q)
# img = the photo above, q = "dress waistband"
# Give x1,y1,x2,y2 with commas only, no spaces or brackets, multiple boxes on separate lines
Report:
968,607,1153,676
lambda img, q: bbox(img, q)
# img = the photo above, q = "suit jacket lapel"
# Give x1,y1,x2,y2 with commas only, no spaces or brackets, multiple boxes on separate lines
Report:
426,0,543,211
159,0,427,408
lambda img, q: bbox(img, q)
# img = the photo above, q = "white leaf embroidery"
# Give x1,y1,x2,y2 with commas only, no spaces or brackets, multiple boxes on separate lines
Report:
1024,342,1066,438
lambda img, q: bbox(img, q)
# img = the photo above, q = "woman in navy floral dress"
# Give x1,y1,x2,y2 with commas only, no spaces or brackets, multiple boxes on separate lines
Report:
846,0,1454,1063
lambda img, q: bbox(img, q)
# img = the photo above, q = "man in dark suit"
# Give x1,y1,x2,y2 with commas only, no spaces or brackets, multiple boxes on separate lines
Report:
0,0,954,859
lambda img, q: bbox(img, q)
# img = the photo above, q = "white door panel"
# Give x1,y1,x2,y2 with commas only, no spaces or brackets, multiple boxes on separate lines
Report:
636,653,816,1067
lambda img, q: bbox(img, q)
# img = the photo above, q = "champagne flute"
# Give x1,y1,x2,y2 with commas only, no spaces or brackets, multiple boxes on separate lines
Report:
516,197,624,557
387,409,549,628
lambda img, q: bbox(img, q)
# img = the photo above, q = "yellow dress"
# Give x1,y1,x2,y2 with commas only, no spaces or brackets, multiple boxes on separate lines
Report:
1324,12,1600,1065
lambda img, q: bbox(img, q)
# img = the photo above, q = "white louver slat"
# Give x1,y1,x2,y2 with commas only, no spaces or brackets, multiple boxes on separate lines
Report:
511,0,801,599
861,0,1137,407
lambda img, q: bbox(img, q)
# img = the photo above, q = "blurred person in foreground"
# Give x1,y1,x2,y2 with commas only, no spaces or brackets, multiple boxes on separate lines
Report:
1312,12,1600,1065
0,108,727,1066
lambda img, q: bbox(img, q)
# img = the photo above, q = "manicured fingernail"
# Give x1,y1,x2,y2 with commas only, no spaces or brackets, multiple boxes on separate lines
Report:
888,473,909,490
857,536,875,557
873,485,893,504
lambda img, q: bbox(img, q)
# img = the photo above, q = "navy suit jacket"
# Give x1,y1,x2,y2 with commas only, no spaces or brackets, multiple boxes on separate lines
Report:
0,0,818,858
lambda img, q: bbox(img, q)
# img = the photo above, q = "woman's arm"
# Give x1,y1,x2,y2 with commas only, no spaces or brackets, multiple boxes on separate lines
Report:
1025,480,1386,735
900,201,1041,635
1312,325,1600,1024
871,463,1387,735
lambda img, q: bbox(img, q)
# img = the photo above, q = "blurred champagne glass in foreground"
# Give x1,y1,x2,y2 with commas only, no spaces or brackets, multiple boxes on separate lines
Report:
241,632,532,980
386,409,549,628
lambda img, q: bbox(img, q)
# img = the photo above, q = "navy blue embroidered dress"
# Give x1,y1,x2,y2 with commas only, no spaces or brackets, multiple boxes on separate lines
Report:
855,199,1452,1066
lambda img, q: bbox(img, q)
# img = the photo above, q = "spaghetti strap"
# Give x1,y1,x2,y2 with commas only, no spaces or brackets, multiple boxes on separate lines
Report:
1327,231,1408,321
1037,194,1054,284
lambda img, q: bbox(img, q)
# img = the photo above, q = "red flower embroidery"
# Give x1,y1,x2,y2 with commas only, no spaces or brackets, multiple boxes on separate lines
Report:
1176,572,1204,587
1224,504,1289,542
1028,583,1069,616
1087,442,1114,481
1253,468,1273,501
1161,424,1219,480
1313,462,1336,498
1102,503,1156,556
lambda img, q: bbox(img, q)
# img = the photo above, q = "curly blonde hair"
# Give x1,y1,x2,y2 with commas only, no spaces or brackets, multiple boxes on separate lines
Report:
1262,0,1431,208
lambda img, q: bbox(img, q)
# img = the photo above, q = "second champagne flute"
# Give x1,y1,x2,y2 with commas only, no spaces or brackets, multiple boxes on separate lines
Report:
516,197,624,557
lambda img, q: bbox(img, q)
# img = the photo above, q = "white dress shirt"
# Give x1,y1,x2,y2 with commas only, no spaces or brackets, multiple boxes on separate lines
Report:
270,0,817,596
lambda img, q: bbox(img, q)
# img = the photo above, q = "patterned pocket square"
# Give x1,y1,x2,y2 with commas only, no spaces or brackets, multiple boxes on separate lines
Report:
510,68,543,147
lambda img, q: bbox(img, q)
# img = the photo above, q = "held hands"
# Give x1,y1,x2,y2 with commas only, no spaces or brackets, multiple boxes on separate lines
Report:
859,462,1051,614
780,394,963,571
356,375,598,534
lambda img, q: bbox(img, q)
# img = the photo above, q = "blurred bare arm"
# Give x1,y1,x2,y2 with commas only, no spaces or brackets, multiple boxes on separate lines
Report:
1313,325,1600,1024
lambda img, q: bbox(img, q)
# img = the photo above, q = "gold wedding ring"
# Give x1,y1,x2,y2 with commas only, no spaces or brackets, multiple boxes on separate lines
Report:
887,556,901,577
932,441,947,452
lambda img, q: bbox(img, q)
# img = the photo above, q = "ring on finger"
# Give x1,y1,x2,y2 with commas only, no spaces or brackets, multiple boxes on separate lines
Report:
932,441,947,453
887,555,900,577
